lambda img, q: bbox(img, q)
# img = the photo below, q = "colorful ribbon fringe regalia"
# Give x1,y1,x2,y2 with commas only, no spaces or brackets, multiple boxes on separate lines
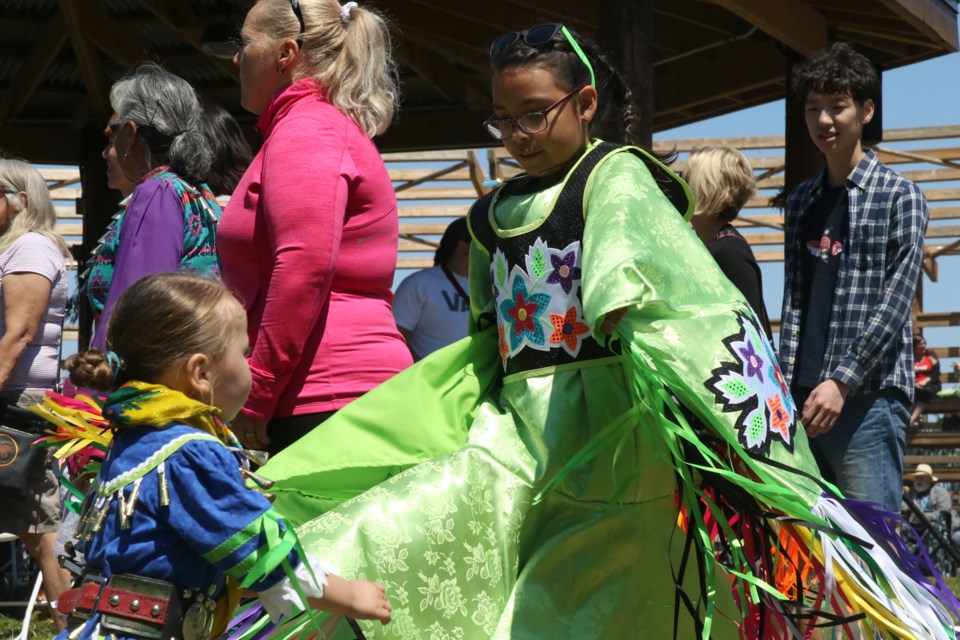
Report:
37,147,960,639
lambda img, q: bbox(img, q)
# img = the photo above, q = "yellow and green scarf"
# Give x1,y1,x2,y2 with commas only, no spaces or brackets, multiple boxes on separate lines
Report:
103,381,235,444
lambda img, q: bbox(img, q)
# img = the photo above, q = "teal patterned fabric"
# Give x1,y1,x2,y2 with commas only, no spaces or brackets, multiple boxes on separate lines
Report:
84,169,221,317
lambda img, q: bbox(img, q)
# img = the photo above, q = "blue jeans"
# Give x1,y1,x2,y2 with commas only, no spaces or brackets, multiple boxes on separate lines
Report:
806,388,908,513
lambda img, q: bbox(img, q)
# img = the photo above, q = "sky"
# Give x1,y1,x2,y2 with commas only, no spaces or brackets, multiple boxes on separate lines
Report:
659,51,960,370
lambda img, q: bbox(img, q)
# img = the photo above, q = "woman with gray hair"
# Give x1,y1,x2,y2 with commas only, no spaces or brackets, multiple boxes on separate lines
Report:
85,63,221,350
0,156,72,631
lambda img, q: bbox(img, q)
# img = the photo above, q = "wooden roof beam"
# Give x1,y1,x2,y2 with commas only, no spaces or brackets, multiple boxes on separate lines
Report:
656,7,742,36
401,27,491,76
71,0,157,71
395,41,482,104
0,126,83,164
404,0,569,34
876,0,959,50
136,0,240,82
378,106,493,151
654,38,785,115
705,0,829,56
832,27,924,58
499,0,596,33
0,13,68,119
388,0,503,54
59,0,109,116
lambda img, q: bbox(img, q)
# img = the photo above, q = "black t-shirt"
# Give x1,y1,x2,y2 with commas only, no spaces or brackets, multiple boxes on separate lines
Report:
710,225,772,339
794,183,848,390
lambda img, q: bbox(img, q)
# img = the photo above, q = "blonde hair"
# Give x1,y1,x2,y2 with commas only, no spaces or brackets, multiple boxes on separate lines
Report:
684,146,757,223
0,157,70,257
254,0,398,137
66,273,243,390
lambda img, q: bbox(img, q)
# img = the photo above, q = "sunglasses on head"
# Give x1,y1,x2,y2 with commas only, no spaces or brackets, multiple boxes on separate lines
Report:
489,23,596,88
289,0,305,47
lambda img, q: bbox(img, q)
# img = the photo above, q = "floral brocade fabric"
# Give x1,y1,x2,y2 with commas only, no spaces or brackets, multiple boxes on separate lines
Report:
251,145,957,640
260,146,748,639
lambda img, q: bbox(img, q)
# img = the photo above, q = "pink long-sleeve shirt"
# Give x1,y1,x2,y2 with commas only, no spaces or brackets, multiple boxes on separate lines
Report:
218,79,411,420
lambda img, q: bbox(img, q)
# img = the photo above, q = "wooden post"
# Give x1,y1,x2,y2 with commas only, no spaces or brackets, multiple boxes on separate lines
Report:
77,123,120,350
862,65,883,146
599,0,653,149
782,59,823,203
913,271,924,334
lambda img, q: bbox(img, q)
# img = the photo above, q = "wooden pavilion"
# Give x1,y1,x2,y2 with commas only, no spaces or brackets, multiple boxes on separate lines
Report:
1,0,958,156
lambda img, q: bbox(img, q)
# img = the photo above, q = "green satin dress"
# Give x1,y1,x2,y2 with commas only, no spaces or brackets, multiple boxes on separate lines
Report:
261,147,748,639
251,144,956,640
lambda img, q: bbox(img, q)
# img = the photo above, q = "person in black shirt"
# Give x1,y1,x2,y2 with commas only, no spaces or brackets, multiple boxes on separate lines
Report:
780,43,928,514
686,146,772,339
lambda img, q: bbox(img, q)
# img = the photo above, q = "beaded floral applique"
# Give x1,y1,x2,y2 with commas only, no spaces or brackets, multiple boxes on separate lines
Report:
491,239,592,366
704,310,797,456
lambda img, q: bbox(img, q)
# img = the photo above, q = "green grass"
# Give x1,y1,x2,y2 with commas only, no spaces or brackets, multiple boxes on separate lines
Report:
946,574,960,598
0,578,957,638
0,609,56,639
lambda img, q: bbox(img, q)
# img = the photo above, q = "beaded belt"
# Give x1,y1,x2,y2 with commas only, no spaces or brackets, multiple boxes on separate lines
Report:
58,574,189,640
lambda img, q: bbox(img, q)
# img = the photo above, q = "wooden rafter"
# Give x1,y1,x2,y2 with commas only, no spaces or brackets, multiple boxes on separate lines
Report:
404,0,565,35
706,0,829,55
835,23,942,49
388,0,502,55
872,145,960,169
0,126,83,164
653,38,785,115
395,41,480,104
379,105,493,151
656,6,739,36
136,0,239,82
876,0,960,50
71,0,154,70
0,13,68,119
401,27,490,75
59,0,108,115
499,0,596,33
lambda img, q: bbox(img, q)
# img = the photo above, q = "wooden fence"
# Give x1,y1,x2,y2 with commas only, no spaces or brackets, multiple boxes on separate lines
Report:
42,123,960,464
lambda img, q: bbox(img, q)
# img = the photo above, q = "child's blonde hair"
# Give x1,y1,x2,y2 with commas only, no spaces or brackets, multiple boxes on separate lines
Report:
67,273,243,390
0,157,70,257
253,0,398,137
685,146,756,223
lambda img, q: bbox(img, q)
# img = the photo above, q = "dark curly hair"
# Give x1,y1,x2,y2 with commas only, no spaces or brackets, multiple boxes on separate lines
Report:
489,26,645,148
791,42,879,105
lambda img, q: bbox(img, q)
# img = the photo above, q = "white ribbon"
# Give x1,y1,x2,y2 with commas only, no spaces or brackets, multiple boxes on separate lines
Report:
340,1,358,24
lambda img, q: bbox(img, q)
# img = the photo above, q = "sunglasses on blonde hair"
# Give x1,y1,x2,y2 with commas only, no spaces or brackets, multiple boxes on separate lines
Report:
289,0,305,47
489,24,595,89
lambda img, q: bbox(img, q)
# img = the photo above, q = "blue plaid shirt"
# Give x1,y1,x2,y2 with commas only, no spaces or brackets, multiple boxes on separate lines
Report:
780,150,928,401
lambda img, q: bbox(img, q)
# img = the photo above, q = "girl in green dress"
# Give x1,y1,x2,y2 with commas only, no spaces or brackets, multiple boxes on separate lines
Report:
243,23,959,640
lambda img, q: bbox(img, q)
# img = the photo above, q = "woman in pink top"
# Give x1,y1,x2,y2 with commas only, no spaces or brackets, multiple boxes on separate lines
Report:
220,0,410,454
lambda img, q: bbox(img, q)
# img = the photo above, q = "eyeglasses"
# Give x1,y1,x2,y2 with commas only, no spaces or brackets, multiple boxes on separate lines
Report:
103,120,123,142
489,24,596,89
483,86,583,141
289,0,305,47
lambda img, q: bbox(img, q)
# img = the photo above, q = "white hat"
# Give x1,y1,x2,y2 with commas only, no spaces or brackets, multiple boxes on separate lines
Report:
911,463,938,482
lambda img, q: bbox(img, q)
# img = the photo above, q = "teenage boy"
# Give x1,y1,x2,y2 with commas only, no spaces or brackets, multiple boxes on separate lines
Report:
780,42,928,514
